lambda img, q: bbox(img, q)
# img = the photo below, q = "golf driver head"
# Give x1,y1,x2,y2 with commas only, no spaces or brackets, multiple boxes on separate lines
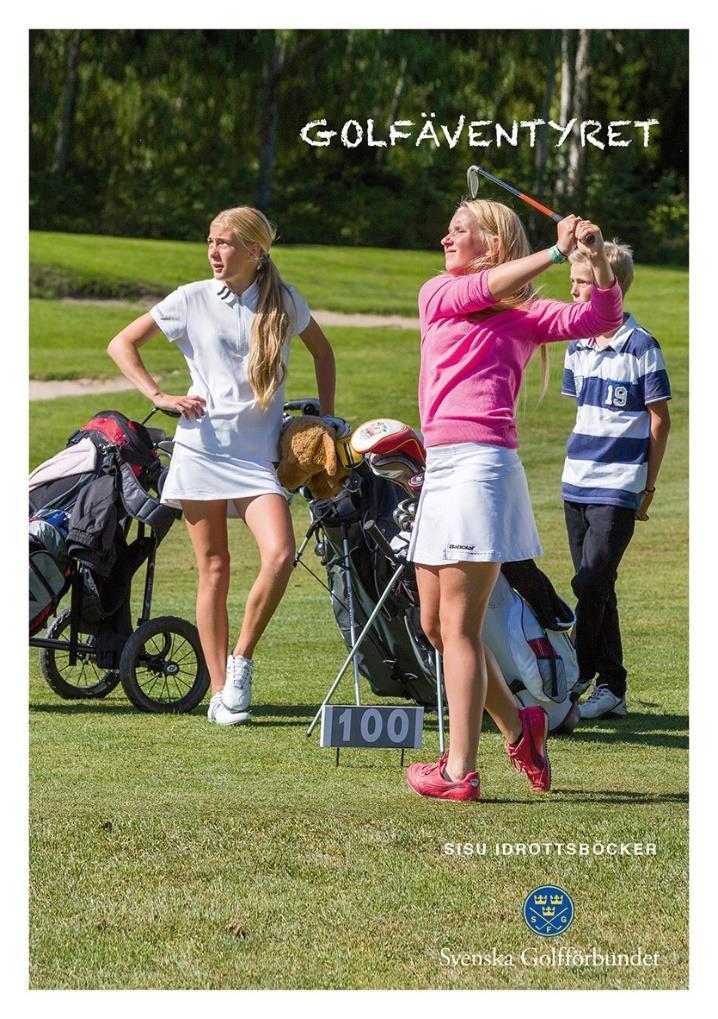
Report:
365,451,424,498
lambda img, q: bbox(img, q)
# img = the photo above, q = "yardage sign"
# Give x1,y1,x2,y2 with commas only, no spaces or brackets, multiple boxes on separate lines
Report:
320,705,424,749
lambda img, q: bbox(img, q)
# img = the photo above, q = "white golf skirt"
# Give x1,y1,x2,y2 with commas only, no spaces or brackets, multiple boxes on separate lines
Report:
160,441,285,518
407,442,542,565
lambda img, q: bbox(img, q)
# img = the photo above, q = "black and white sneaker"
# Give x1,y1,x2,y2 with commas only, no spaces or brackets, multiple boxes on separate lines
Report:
570,678,593,701
578,684,627,719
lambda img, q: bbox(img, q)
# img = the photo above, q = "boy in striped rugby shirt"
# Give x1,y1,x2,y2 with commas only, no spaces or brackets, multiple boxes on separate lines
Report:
562,242,671,719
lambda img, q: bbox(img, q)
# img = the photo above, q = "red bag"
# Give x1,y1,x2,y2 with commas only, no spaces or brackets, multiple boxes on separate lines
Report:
68,410,159,482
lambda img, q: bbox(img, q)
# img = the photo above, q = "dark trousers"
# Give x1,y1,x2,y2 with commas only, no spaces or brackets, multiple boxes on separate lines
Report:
563,501,636,696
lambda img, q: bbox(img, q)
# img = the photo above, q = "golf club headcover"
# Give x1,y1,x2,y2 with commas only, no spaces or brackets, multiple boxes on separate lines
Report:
350,418,426,467
277,416,353,500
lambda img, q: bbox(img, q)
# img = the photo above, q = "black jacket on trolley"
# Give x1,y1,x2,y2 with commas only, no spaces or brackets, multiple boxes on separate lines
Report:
66,472,120,577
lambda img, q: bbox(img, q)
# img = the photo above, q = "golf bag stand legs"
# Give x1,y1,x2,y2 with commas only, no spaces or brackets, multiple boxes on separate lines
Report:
435,650,445,755
294,514,359,702
305,559,408,737
341,527,362,705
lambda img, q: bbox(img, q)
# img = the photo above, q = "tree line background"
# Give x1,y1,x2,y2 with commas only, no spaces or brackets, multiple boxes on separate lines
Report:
30,28,688,263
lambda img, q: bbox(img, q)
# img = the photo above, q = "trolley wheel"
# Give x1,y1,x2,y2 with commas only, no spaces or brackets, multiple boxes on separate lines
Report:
39,609,121,700
119,616,209,714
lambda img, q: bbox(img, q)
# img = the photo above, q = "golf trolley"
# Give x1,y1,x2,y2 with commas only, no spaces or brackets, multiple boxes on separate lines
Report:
29,406,209,713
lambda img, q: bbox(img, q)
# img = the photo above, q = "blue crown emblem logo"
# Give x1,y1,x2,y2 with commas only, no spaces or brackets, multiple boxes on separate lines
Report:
523,885,575,937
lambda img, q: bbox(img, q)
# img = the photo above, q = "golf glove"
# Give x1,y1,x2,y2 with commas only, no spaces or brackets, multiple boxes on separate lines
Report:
321,414,352,438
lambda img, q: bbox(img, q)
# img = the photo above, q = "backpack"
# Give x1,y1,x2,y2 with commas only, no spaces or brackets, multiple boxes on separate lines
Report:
68,410,160,485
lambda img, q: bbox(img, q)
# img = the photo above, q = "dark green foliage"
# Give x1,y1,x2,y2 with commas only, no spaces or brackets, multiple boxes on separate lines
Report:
30,29,687,263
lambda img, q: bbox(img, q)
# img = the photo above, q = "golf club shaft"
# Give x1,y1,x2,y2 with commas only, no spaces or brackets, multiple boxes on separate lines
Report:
468,166,594,247
468,166,596,245
471,165,562,223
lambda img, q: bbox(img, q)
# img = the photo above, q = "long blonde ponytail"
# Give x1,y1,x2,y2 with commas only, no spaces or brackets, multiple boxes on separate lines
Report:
250,254,291,409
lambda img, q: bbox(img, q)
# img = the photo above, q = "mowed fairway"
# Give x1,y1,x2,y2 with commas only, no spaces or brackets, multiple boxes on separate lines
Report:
29,235,688,989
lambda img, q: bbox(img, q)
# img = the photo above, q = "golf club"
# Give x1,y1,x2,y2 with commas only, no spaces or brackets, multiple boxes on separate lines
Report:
466,164,594,244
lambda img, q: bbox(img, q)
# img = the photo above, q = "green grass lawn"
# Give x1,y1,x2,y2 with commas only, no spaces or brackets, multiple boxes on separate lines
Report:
31,230,443,315
28,242,688,989
30,230,688,320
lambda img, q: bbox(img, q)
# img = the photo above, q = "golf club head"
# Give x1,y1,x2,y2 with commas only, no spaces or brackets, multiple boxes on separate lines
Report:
351,418,426,466
393,498,417,531
467,165,480,199
365,451,424,498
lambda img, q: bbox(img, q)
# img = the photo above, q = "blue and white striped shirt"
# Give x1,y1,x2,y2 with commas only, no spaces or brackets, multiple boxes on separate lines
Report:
561,314,672,510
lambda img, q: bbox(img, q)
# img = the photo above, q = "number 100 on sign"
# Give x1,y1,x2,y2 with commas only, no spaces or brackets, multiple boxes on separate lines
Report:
320,705,424,749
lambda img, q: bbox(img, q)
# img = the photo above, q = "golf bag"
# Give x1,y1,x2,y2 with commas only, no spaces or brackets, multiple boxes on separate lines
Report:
29,513,71,636
29,410,180,664
315,464,438,708
483,571,580,734
311,464,581,733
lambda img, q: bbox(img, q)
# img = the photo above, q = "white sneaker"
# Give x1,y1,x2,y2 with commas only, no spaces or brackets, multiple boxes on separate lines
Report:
222,655,253,713
207,692,251,726
570,678,593,700
578,684,627,719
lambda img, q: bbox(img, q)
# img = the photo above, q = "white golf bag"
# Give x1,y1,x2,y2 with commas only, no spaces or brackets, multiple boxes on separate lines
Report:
483,572,581,734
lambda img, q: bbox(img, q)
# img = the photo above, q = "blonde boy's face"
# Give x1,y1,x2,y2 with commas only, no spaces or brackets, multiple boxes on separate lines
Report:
570,263,594,303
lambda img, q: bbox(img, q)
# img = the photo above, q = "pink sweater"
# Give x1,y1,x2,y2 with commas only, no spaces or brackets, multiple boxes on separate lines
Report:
418,271,623,448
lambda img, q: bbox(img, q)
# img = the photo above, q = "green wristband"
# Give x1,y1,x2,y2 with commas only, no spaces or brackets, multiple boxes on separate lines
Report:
550,244,568,264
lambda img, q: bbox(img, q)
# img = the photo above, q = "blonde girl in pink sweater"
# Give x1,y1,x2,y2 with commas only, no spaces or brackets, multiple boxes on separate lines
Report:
405,199,622,801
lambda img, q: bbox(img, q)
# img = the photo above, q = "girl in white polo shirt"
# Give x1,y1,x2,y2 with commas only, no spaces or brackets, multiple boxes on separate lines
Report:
108,206,340,726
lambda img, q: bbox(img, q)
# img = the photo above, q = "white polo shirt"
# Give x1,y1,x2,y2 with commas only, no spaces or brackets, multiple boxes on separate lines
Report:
150,279,311,462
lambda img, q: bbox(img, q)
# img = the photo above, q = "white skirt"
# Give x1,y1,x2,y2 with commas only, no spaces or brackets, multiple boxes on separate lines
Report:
160,441,285,519
407,442,542,565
